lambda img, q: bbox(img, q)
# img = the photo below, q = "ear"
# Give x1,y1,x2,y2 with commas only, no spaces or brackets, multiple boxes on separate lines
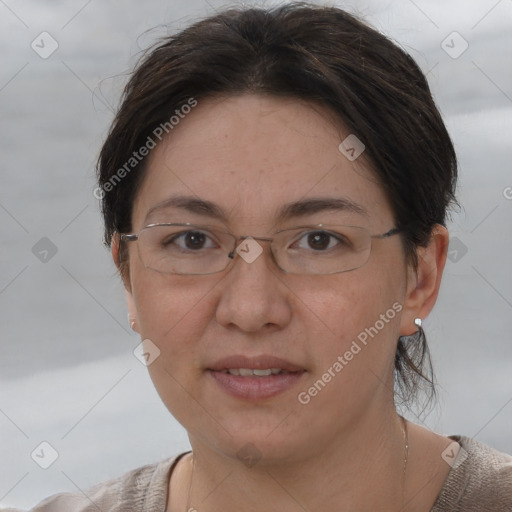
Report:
399,224,449,336
112,233,138,333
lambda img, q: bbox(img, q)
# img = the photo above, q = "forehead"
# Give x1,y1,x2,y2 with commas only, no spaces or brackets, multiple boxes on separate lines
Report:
132,94,393,230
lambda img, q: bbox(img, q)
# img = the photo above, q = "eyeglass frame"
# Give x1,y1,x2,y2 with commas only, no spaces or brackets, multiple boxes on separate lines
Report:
119,222,403,275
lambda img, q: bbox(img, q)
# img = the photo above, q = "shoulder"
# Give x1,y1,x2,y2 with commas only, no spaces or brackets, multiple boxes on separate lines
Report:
1,453,185,512
431,435,512,512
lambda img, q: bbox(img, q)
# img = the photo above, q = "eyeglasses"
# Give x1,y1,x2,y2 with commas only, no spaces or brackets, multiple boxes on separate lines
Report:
120,223,401,275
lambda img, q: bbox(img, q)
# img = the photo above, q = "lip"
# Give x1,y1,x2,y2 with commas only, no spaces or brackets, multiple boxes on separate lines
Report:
208,355,304,373
207,355,306,401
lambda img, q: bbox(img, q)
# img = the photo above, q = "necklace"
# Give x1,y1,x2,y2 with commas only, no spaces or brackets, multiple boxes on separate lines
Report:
401,415,409,506
183,417,410,511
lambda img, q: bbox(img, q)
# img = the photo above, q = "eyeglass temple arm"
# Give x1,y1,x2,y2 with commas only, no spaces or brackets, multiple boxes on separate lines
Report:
120,234,138,242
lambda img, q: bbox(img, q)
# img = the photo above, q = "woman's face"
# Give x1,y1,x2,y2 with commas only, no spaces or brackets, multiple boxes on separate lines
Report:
122,94,414,463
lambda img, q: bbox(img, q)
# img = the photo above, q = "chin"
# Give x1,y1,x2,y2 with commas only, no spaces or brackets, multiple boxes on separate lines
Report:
190,410,319,467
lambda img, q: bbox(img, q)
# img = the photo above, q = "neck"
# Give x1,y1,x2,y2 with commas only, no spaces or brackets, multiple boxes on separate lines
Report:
175,407,409,512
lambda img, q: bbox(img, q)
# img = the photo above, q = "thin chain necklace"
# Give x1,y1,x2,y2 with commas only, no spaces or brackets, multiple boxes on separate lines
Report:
401,415,410,507
184,417,410,511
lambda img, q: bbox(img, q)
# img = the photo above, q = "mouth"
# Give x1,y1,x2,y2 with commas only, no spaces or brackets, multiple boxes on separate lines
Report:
207,355,306,400
217,368,288,376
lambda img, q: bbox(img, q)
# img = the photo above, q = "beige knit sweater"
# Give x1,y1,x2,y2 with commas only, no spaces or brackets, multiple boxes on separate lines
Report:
3,436,511,511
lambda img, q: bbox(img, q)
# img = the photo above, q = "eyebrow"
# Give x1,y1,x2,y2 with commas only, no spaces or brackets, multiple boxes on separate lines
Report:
144,194,368,224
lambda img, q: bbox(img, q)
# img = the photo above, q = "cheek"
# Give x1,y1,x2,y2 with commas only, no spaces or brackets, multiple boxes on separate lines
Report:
304,265,402,344
296,264,405,396
132,271,217,354
130,271,221,426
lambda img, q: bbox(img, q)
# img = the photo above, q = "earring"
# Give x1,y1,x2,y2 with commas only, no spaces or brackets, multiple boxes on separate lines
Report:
128,313,136,331
399,317,424,344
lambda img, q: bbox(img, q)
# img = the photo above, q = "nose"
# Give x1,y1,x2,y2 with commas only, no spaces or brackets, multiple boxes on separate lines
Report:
215,239,293,333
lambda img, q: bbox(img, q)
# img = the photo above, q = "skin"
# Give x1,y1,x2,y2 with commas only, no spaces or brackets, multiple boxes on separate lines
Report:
112,94,454,512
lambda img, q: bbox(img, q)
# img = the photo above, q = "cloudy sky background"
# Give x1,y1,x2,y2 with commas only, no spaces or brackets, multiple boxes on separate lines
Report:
1,0,511,508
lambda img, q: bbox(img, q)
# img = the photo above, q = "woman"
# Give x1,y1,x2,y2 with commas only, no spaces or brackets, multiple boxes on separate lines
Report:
10,3,511,511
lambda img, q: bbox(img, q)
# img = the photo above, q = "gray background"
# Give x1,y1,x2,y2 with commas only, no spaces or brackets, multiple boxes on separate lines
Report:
1,0,511,508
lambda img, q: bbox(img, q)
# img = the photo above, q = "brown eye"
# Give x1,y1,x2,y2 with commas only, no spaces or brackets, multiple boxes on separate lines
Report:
292,230,343,252
307,232,331,250
165,230,216,251
183,231,207,249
